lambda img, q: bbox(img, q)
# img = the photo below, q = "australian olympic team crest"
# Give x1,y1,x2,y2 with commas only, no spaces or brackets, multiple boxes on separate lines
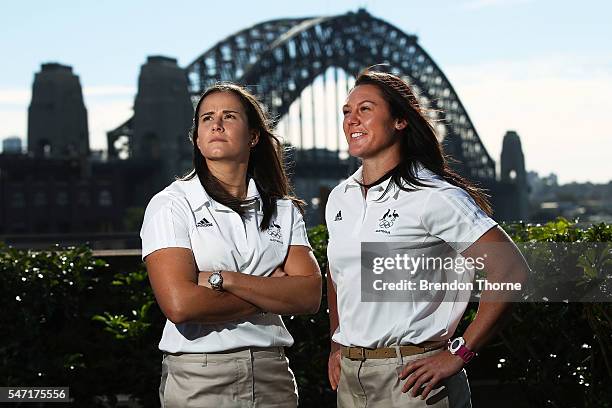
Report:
375,209,399,235
267,221,283,243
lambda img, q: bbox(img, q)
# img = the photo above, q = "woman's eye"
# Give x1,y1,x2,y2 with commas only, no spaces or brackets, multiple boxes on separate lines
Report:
360,106,370,111
224,113,235,119
342,110,350,116
202,116,212,121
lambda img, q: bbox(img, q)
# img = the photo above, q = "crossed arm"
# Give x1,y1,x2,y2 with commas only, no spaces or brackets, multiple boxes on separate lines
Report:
145,245,322,325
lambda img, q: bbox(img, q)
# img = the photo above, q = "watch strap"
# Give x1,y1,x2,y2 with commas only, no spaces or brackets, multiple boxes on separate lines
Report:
455,345,476,363
448,337,476,364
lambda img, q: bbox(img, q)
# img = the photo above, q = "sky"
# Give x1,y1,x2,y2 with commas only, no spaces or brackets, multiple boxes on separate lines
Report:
1,0,610,184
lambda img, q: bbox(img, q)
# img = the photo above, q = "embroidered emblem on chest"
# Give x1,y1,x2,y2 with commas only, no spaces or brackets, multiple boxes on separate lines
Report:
267,222,283,243
334,210,343,221
375,209,399,235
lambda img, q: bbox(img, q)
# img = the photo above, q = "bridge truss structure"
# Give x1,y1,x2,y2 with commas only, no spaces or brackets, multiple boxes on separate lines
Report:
184,9,496,181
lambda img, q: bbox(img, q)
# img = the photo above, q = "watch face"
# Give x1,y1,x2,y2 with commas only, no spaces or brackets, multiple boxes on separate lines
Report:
210,274,221,285
450,338,464,352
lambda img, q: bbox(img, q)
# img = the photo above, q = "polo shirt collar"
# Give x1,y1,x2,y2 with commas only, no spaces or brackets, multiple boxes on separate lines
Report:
181,175,209,211
181,174,261,212
346,166,392,189
244,178,263,212
245,178,259,200
343,166,392,202
343,162,428,200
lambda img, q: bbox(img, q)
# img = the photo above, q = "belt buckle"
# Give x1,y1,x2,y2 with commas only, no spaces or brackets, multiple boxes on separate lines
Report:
353,347,366,361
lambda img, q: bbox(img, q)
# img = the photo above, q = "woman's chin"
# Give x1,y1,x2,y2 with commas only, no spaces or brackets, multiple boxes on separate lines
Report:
204,151,249,163
348,145,368,159
203,148,232,160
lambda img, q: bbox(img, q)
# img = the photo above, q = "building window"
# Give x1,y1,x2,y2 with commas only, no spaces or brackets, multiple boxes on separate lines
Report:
11,192,25,208
99,190,112,207
77,191,90,206
56,191,68,206
10,222,26,233
38,139,52,157
34,191,47,207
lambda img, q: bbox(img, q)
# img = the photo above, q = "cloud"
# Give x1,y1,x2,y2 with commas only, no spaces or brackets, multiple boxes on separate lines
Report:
0,89,31,105
0,85,136,105
83,86,136,97
2,61,609,185
0,110,27,142
444,54,612,183
82,87,136,150
87,99,134,151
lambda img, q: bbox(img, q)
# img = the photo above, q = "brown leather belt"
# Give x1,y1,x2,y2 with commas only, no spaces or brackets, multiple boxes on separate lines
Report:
341,341,446,360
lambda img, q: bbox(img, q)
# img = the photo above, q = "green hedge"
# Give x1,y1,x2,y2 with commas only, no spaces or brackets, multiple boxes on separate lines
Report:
1,218,610,407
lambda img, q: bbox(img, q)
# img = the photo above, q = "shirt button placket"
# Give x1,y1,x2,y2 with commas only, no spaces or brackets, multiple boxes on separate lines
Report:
352,193,368,236
233,213,248,252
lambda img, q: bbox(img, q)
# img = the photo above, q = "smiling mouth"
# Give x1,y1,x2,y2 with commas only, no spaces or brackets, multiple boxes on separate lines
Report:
350,132,366,139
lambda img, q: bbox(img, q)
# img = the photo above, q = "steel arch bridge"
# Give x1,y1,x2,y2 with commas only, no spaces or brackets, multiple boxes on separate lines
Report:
185,9,496,181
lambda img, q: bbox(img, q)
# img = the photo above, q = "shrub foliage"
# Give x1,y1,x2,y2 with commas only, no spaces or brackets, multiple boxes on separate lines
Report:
0,219,610,407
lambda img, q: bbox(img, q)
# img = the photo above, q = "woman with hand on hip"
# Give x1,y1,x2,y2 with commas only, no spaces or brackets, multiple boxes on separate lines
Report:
325,69,528,407
141,83,322,407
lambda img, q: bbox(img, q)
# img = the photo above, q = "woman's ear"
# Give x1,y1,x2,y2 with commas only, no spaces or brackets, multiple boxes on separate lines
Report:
395,118,408,131
250,130,260,148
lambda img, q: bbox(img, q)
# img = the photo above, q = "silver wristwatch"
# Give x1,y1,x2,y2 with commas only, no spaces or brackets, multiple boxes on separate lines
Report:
208,271,224,291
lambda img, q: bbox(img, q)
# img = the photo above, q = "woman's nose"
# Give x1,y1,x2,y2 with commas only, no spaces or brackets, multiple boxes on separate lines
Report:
211,119,223,132
345,112,359,126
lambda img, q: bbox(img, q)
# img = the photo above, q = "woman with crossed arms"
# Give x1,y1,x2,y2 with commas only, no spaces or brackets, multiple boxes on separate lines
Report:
141,83,321,407
325,70,528,407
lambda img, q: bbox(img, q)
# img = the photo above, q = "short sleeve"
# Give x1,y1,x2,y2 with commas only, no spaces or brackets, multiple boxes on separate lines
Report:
324,186,341,242
140,194,192,260
289,203,311,249
420,188,497,253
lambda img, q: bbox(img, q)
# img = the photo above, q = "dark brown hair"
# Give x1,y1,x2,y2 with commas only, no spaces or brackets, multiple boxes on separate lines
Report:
184,82,303,230
354,69,492,214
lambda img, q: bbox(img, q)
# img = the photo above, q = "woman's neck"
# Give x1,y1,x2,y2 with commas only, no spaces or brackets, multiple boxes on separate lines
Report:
206,160,249,199
361,153,400,186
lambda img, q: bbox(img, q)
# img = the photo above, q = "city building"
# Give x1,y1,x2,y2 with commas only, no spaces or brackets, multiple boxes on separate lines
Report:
1,10,530,247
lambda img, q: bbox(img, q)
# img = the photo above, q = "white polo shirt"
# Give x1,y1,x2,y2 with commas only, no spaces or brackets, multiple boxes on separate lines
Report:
325,164,497,348
140,175,311,353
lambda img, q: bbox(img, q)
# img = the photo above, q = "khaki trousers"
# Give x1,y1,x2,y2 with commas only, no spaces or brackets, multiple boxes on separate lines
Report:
337,348,472,408
160,347,298,408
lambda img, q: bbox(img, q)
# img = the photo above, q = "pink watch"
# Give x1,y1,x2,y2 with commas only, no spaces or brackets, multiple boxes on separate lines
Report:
448,337,476,364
